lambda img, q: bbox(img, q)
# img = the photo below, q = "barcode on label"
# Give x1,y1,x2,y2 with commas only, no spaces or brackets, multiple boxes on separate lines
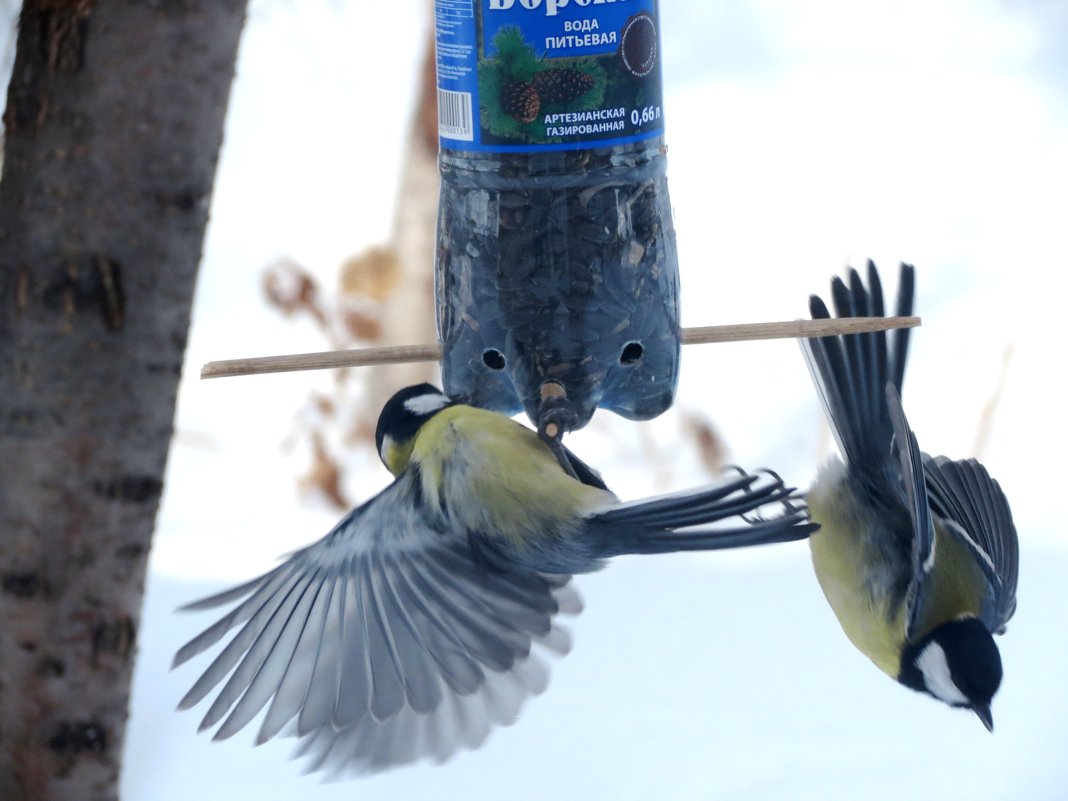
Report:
437,88,473,141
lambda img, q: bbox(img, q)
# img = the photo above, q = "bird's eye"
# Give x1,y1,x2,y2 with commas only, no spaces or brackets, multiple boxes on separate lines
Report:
620,341,644,366
482,349,506,371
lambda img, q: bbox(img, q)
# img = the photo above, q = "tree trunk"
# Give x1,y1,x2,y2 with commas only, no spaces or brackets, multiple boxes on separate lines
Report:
0,3,246,800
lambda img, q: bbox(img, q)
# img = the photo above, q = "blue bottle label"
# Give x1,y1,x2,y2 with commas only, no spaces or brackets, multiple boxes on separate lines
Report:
435,0,664,152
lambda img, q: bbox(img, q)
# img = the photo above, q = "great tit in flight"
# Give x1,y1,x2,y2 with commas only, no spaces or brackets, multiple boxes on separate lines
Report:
802,262,1019,730
174,383,816,774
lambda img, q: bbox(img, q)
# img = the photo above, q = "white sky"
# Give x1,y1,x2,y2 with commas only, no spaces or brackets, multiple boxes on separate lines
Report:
123,1,1068,799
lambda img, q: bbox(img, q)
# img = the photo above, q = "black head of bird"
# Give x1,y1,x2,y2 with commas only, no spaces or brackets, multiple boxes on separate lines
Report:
899,616,1002,730
374,382,453,475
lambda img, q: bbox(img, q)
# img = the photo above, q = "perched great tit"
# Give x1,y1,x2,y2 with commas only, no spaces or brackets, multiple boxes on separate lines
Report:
174,383,816,775
802,262,1019,730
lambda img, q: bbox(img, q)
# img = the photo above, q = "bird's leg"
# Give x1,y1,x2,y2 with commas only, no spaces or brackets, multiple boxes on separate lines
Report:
537,381,581,481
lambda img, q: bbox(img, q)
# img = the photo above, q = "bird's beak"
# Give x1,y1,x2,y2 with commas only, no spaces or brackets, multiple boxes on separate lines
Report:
972,702,994,732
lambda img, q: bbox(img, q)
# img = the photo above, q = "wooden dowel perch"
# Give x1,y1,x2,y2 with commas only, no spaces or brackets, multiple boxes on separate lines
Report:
200,316,919,379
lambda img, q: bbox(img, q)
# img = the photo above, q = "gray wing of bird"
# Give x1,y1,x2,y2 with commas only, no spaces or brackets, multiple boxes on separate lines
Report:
171,473,579,775
886,383,937,642
923,454,1019,634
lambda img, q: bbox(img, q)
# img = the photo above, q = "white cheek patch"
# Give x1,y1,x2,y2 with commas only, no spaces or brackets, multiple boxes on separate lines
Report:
916,641,969,706
404,393,450,416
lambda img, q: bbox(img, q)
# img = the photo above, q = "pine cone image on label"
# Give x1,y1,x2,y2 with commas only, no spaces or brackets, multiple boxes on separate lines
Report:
532,68,595,104
499,80,540,124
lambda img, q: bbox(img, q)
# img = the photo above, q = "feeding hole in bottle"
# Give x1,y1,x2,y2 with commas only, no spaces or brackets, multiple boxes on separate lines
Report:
620,341,644,366
482,349,507,371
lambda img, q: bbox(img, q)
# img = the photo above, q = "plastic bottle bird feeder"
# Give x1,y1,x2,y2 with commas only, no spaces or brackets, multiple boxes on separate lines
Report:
434,2,679,436
198,5,921,433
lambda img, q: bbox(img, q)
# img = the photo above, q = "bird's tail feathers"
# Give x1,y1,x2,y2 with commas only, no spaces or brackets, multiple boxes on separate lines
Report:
589,468,817,557
801,260,914,468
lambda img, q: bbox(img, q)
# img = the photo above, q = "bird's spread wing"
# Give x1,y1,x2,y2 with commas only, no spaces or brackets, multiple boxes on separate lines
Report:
885,383,937,641
172,474,579,776
923,455,1019,634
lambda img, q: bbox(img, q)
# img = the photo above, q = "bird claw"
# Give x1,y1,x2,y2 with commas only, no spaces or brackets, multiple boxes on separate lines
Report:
722,466,805,524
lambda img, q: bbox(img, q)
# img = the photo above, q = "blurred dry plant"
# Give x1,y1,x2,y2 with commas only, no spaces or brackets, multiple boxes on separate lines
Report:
264,13,439,511
680,410,729,476
972,342,1013,460
263,248,399,348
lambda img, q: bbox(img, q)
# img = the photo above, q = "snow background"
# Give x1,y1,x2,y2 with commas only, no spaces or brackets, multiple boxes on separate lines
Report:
120,1,1068,799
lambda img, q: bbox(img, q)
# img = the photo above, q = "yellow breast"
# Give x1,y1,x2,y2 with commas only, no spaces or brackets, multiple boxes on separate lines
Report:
807,464,907,677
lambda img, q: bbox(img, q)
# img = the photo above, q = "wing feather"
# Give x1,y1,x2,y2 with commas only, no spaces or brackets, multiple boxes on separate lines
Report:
333,570,372,726
174,474,577,774
291,637,558,778
173,563,301,669
258,573,337,742
923,455,1019,632
366,549,442,715
381,550,487,693
362,560,408,722
202,571,318,735
885,384,937,641
176,568,305,712
295,574,345,735
214,568,327,739
412,557,530,669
